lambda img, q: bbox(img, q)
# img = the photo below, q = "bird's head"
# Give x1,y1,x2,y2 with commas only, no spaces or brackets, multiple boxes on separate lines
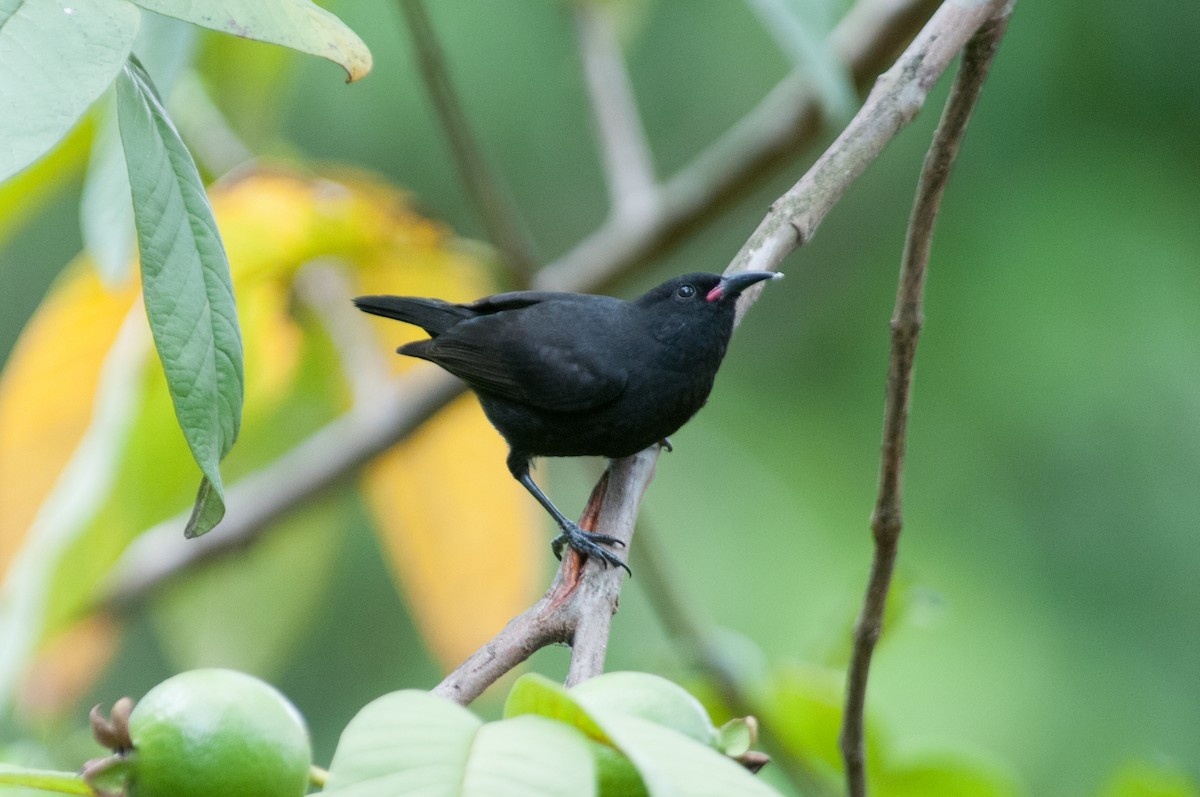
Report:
639,271,782,311
634,271,782,350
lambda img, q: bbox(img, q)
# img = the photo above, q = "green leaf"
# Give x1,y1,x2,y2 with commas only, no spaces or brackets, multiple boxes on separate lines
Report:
80,14,197,283
128,0,371,82
115,57,244,538
504,674,611,743
0,763,93,795
593,713,783,797
571,671,718,746
324,691,596,796
507,674,782,797
0,0,140,181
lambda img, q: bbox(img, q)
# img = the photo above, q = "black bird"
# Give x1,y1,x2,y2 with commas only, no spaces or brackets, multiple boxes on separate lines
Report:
354,271,781,572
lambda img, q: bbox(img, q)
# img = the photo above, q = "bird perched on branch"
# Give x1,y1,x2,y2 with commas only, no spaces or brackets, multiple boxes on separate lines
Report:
355,270,782,573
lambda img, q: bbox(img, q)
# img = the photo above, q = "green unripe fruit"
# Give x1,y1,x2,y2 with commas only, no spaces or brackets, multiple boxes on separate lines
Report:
126,669,311,797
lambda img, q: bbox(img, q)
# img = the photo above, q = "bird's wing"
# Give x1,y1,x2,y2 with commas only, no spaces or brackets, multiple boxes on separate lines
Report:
465,290,577,314
408,299,629,412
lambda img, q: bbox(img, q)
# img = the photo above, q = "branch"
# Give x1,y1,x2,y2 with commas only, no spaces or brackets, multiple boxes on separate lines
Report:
839,6,1014,797
99,0,943,611
101,369,465,611
573,3,658,221
534,0,944,293
433,450,659,703
396,0,541,280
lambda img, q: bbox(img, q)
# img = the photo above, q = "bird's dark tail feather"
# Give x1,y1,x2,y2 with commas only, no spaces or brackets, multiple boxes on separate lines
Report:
353,295,474,337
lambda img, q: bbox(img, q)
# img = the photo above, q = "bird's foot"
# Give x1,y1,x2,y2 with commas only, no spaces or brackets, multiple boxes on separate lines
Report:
551,523,630,575
659,437,673,453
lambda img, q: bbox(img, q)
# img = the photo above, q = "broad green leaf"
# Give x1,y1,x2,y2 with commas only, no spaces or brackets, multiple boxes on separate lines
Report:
595,713,782,797
0,763,93,794
80,14,196,283
325,691,481,793
130,0,371,82
325,691,595,796
570,671,718,746
0,0,139,181
504,674,611,743
115,57,244,538
506,673,781,797
462,717,596,797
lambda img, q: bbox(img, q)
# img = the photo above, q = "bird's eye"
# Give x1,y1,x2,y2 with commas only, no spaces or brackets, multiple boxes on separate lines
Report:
676,284,696,299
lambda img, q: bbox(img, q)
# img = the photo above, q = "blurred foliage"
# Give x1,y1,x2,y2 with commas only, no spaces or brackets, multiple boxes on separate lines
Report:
2,1,1199,796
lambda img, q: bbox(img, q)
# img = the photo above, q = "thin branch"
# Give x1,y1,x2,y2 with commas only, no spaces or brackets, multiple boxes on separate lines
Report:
99,0,943,612
839,7,1014,797
433,450,658,704
396,0,541,281
727,0,1011,281
534,0,944,293
573,3,658,221
100,369,465,611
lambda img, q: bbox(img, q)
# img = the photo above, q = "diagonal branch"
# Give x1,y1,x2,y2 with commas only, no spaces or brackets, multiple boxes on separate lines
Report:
534,0,944,293
839,6,1014,797
432,450,659,704
396,0,541,281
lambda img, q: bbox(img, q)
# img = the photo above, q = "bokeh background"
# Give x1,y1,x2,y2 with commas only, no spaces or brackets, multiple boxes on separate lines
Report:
2,2,1198,795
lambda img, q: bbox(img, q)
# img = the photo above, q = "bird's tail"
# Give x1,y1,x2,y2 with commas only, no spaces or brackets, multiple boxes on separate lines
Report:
353,295,474,337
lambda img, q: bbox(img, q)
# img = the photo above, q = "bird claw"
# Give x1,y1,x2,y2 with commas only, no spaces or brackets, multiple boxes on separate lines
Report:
551,524,630,575
659,437,673,453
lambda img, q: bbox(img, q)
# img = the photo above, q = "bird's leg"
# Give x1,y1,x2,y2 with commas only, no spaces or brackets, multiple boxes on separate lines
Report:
509,456,629,574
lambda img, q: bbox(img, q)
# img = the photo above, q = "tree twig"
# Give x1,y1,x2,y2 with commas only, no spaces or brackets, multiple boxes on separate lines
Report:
396,0,541,281
433,450,659,704
573,3,658,222
839,6,1014,797
534,0,944,293
99,0,943,612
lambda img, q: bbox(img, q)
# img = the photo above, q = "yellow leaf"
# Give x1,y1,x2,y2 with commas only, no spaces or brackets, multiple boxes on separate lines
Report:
0,268,138,579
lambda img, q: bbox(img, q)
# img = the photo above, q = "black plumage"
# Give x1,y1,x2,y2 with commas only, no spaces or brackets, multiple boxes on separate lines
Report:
355,271,781,571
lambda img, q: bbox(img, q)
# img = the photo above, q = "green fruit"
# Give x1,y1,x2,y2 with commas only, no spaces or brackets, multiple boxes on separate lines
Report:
127,669,311,797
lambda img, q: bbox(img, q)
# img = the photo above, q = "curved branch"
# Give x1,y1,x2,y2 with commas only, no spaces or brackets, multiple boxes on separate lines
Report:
840,7,1014,796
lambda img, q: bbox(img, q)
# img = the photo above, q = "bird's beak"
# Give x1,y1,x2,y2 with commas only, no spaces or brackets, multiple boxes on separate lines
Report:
707,271,782,302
